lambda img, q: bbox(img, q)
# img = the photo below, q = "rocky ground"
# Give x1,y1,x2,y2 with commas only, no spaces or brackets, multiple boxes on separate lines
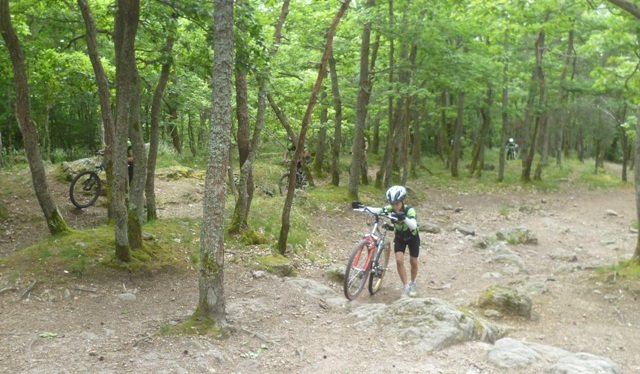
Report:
1,164,639,373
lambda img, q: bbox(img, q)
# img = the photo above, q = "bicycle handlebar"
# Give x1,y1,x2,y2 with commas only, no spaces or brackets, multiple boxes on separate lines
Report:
351,202,398,224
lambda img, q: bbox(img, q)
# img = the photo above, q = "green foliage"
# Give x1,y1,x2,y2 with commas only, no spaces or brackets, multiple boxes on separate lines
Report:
597,260,640,282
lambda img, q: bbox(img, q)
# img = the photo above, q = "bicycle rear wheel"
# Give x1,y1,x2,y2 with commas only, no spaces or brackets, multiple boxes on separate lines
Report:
278,173,290,196
344,239,372,300
368,243,391,295
69,171,101,208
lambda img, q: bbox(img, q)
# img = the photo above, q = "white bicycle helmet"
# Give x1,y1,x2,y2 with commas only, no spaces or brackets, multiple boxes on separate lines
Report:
508,138,514,143
386,185,407,204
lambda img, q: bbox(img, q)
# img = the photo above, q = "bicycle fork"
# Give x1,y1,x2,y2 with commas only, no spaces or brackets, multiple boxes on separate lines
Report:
353,236,377,272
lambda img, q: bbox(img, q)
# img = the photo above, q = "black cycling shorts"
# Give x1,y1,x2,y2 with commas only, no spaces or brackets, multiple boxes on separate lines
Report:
394,231,420,258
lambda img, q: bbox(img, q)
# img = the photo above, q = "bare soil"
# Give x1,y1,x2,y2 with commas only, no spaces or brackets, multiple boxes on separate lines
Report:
1,165,639,373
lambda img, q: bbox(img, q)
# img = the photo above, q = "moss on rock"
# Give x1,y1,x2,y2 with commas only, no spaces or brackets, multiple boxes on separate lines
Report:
478,284,532,319
257,253,295,276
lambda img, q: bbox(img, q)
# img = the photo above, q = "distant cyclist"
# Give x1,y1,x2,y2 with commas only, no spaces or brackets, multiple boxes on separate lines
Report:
506,138,518,160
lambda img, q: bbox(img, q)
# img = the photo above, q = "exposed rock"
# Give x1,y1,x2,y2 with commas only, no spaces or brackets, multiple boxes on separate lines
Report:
477,284,532,319
496,226,538,245
351,297,507,352
605,209,619,217
257,254,295,277
421,222,442,234
549,248,578,262
117,292,137,301
158,166,205,180
284,278,345,308
487,242,525,271
453,224,476,236
324,265,345,283
488,338,622,373
60,158,101,181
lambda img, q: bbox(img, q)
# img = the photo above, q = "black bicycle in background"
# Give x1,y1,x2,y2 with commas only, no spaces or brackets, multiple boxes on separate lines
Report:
69,153,105,209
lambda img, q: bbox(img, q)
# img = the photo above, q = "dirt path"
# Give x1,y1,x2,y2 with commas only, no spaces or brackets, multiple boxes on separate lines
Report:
1,166,639,373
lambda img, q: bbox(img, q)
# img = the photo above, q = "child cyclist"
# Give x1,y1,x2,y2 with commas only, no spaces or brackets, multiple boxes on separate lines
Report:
366,185,420,297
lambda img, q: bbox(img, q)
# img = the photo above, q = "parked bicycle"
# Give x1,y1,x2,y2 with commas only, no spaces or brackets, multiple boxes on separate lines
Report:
278,157,310,196
343,201,395,300
69,152,105,209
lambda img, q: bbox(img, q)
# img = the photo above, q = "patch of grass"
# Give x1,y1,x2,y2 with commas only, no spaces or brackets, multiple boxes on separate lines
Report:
0,202,8,220
498,205,510,217
577,167,626,189
0,219,202,282
596,259,640,282
160,313,223,337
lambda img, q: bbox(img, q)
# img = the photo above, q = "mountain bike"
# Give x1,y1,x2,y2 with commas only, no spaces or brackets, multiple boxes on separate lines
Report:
278,159,310,196
506,145,518,160
69,157,105,209
343,202,395,300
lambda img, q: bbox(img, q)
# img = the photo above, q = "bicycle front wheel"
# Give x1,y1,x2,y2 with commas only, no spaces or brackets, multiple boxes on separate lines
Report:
69,171,101,208
344,239,372,300
368,242,391,295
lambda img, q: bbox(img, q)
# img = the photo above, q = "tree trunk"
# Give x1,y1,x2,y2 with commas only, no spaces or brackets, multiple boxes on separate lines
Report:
450,91,464,177
235,67,251,168
146,32,174,221
167,105,182,154
556,29,575,168
348,0,374,200
278,0,350,255
268,93,297,145
0,0,69,235
112,0,141,260
470,86,493,178
313,84,328,176
522,29,546,183
329,50,342,186
197,0,234,324
230,0,289,233
188,113,196,158
498,51,509,182
78,0,115,219
375,0,394,189
634,104,640,263
0,130,4,167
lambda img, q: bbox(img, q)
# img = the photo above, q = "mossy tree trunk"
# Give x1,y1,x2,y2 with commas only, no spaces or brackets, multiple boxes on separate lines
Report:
198,0,234,323
112,0,141,260
0,0,70,235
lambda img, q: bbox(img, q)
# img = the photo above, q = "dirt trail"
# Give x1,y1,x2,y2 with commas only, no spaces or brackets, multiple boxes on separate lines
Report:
1,166,639,373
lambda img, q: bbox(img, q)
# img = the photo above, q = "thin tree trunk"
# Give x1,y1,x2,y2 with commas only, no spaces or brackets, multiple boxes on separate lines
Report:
268,93,297,144
450,91,464,177
278,0,350,255
0,131,4,167
146,32,174,221
78,0,115,218
375,0,394,189
329,50,342,186
314,84,328,176
522,29,546,183
470,86,493,178
634,104,640,263
230,0,289,234
348,0,374,200
0,0,69,235
188,113,196,157
498,51,509,182
197,0,234,324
